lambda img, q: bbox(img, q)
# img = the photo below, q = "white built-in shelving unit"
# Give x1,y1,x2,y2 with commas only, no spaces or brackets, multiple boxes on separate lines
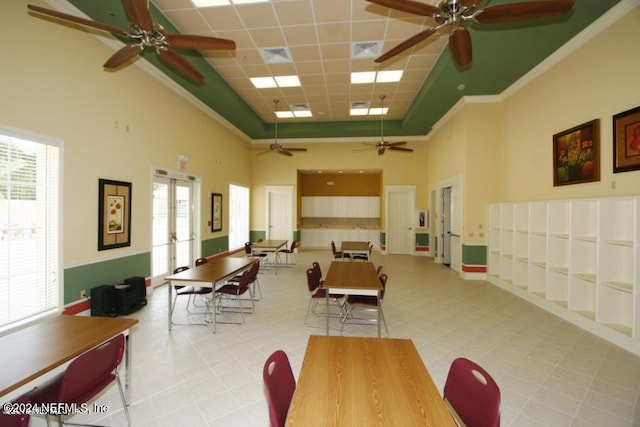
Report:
488,196,640,355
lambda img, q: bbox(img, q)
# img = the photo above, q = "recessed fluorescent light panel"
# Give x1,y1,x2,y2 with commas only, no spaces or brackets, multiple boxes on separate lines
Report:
351,72,376,84
192,0,268,6
350,101,387,116
250,77,277,88
250,75,301,89
290,104,312,118
274,75,301,87
350,70,403,84
376,70,403,83
276,111,295,118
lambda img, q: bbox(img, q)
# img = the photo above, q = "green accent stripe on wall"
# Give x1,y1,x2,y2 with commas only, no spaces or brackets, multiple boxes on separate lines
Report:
64,252,150,304
202,235,228,257
415,233,429,247
462,244,487,266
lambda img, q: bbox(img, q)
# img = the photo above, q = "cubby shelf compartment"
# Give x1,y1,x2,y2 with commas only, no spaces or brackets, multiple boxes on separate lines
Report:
487,196,640,356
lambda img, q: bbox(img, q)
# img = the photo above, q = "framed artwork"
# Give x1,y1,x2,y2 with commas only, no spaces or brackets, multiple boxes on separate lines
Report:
98,179,131,251
613,106,640,173
553,119,600,186
417,210,426,228
211,193,222,232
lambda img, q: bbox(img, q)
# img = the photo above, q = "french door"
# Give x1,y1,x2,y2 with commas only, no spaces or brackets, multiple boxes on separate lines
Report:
151,171,199,287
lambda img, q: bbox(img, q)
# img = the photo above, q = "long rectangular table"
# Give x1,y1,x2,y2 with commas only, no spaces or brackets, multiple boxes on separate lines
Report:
251,240,288,274
286,335,456,426
340,240,370,260
165,256,256,332
321,261,382,336
0,315,138,403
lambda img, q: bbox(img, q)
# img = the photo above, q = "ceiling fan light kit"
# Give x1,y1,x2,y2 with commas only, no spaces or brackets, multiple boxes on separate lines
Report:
27,0,236,83
258,100,308,156
361,95,414,156
367,0,575,67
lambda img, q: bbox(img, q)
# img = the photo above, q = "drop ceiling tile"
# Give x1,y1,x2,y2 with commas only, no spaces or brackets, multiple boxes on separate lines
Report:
351,20,386,41
236,3,279,28
316,23,350,44
163,9,210,33
320,43,351,61
281,25,319,46
288,45,321,62
294,61,323,75
272,0,314,26
312,0,351,24
199,7,244,31
250,27,286,47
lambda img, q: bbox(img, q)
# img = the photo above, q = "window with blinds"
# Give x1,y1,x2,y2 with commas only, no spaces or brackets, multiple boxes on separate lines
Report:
0,127,61,333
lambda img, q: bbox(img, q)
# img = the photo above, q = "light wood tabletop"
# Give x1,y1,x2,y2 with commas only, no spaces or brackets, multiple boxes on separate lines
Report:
286,335,456,427
322,261,382,336
165,256,256,331
340,241,370,260
0,315,138,401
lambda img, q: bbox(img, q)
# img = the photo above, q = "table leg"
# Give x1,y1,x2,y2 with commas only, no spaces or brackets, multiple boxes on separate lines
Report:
168,282,173,331
377,290,381,338
326,291,330,335
124,332,132,404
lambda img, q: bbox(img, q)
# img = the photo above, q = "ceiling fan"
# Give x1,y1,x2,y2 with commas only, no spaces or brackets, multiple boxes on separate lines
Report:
258,100,307,157
362,96,414,155
27,0,236,83
367,0,575,67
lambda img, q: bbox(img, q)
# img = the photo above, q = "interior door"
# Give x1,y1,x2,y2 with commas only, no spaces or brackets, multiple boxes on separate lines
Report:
441,187,452,265
151,172,197,286
266,186,293,241
386,186,415,254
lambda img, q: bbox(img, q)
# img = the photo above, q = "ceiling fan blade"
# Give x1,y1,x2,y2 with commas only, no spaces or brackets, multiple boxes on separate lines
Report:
449,27,472,67
165,34,236,51
104,44,143,69
475,0,575,24
386,141,407,147
278,150,294,157
366,0,439,17
282,148,307,152
388,146,414,152
157,48,204,83
461,0,483,7
375,28,437,63
27,4,126,35
122,0,154,32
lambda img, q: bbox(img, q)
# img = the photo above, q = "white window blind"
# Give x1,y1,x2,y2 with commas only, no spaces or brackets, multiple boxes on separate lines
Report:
0,127,61,333
228,184,249,251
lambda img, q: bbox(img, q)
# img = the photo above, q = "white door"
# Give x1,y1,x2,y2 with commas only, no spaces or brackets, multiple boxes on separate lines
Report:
266,186,293,241
385,186,415,254
151,171,198,287
441,187,452,265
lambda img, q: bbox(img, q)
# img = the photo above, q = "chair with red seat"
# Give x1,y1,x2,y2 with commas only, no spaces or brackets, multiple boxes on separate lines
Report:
0,395,31,427
215,268,254,324
170,265,213,324
263,350,296,427
27,334,130,426
340,273,388,335
443,357,501,427
304,267,343,325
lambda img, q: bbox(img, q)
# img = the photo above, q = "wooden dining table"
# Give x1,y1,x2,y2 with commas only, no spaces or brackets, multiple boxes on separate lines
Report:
251,239,288,274
286,335,456,426
165,256,256,332
340,240,370,260
321,261,383,336
0,315,138,404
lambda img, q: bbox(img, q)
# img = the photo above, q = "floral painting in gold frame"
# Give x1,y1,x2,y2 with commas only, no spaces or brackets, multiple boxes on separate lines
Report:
553,119,600,186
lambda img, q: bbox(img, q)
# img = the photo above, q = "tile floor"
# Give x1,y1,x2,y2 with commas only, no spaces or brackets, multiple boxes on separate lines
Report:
45,250,640,426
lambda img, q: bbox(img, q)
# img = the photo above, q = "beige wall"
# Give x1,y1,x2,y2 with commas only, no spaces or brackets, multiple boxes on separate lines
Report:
424,4,639,244
1,1,251,265
2,1,637,263
500,5,640,200
249,140,429,231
